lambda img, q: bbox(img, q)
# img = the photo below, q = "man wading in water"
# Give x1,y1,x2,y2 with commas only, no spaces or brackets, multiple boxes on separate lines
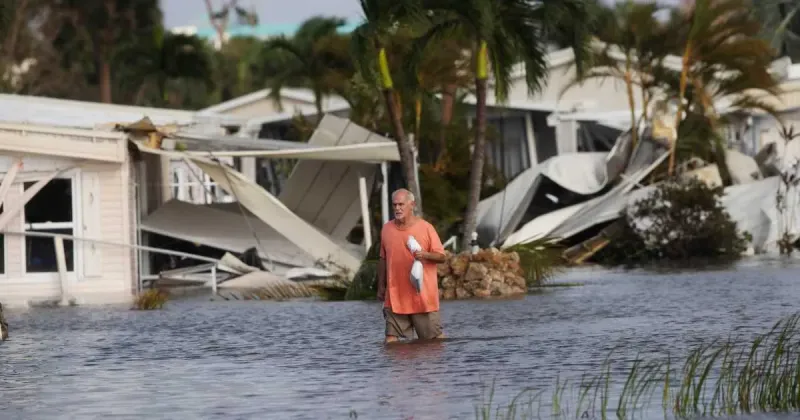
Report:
377,188,447,343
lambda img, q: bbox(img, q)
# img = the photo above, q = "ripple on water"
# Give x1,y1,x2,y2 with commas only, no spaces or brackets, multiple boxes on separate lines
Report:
2,259,800,419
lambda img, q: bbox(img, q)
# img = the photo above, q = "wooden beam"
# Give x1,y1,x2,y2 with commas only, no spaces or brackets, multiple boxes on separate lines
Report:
0,158,22,208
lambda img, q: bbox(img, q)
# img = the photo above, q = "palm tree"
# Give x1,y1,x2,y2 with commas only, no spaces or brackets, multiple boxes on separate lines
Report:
351,0,424,214
752,0,800,61
666,0,782,175
416,0,592,250
263,16,354,117
560,1,679,152
387,21,473,163
50,0,163,103
114,29,214,107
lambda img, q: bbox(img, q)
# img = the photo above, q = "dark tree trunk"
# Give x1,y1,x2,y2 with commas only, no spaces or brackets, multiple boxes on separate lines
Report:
460,77,488,250
99,58,112,103
383,88,422,214
438,83,456,160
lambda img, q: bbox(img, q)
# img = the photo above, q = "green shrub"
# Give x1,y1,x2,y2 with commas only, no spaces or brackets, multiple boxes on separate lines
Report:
344,260,379,300
595,177,749,267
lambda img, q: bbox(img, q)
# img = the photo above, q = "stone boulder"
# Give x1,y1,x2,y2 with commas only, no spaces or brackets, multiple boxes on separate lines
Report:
437,248,527,300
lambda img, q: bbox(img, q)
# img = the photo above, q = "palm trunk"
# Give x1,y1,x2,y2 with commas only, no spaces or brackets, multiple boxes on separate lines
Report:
378,47,422,214
314,88,324,118
414,92,422,144
641,86,650,122
624,62,638,152
669,42,692,176
99,58,112,104
437,83,457,165
460,41,489,251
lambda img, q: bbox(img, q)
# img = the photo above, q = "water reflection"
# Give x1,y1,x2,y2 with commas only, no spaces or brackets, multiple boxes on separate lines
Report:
2,259,800,418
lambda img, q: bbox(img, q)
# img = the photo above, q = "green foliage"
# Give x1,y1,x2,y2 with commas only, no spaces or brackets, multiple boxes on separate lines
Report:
504,237,566,287
263,16,354,115
475,313,800,419
114,30,214,108
344,241,381,301
344,260,379,301
475,314,800,420
753,0,800,60
418,111,508,237
311,242,381,302
595,177,749,267
418,0,592,101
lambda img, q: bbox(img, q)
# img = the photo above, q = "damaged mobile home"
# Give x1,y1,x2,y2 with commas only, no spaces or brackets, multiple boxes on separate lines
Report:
483,108,800,261
0,94,399,306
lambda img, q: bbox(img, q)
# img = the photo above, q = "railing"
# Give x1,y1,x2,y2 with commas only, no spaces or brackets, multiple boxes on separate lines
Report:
1,230,222,299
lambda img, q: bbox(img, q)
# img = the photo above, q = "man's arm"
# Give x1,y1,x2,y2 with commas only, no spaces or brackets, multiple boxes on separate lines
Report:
418,222,447,263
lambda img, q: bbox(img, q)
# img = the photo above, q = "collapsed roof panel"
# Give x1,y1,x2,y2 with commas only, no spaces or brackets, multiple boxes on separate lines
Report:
182,143,400,162
476,128,637,246
140,199,320,269
133,115,396,278
191,157,363,275
278,115,394,239
503,152,668,248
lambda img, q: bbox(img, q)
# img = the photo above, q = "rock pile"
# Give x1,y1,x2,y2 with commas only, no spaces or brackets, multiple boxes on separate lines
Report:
437,248,527,300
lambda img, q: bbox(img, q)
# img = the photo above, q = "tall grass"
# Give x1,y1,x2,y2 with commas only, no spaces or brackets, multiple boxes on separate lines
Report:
476,313,800,419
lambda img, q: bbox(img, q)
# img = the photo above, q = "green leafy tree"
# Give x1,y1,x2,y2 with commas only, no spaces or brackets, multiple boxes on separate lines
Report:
561,1,680,152
50,0,163,103
666,0,781,176
594,177,749,266
752,0,800,61
114,29,214,107
351,0,425,213
264,16,354,116
416,0,593,250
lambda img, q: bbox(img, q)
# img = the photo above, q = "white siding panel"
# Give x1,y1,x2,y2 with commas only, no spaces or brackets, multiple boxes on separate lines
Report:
81,172,103,277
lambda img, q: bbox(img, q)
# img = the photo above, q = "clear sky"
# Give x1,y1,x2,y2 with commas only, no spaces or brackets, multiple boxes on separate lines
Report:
161,0,683,29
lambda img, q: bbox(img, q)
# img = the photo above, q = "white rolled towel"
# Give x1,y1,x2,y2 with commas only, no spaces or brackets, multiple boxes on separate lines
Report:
406,235,424,293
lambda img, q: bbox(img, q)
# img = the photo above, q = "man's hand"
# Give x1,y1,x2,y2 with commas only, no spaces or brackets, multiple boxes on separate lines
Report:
377,286,385,301
413,250,427,260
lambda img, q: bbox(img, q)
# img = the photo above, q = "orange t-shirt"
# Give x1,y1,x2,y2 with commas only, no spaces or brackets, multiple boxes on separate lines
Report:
380,219,445,314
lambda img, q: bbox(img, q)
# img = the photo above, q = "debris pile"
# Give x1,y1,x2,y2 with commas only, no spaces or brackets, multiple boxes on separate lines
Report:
437,248,527,300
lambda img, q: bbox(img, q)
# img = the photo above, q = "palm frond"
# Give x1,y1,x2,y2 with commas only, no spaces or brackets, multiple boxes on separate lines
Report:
504,236,566,287
403,18,463,92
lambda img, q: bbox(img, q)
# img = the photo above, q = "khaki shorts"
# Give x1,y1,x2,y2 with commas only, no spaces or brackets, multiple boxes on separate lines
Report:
383,307,443,340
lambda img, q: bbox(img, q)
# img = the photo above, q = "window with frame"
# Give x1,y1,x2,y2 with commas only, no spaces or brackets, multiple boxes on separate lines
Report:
23,178,75,273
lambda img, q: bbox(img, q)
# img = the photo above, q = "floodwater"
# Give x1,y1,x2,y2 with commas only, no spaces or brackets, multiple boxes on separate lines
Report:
2,256,800,419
